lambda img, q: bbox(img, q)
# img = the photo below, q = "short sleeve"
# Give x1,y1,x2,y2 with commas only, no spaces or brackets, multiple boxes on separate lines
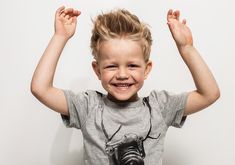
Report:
150,90,189,128
61,90,99,129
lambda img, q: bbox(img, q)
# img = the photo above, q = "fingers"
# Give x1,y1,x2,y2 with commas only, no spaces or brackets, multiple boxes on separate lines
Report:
167,9,173,22
167,9,187,25
63,8,81,17
56,6,65,17
174,10,180,20
56,6,81,19
167,9,180,20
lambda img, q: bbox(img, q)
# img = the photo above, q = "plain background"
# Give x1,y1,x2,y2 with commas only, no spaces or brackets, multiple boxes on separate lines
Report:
0,0,234,164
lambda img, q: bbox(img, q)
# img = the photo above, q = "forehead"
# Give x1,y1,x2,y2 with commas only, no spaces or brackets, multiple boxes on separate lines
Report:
98,38,144,61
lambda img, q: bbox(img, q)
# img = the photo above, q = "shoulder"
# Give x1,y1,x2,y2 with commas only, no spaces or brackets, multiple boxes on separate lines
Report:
63,89,104,105
148,90,174,104
148,90,188,110
148,90,189,128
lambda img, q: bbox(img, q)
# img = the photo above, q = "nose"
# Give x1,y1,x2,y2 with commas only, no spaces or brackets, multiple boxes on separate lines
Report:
116,67,129,80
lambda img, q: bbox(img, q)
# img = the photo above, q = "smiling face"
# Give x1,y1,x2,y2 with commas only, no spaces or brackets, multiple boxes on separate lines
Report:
92,38,152,102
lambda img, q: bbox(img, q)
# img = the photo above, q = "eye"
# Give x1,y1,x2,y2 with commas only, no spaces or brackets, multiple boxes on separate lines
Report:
105,65,116,69
128,64,139,68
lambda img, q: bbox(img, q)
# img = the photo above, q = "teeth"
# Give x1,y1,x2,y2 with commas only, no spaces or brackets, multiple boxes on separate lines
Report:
112,83,132,91
116,84,129,87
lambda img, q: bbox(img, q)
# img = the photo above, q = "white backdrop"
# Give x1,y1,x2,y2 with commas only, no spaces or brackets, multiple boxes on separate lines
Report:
0,0,234,165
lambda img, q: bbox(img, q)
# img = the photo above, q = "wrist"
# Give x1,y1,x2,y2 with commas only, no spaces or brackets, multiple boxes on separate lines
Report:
53,33,70,42
178,44,195,56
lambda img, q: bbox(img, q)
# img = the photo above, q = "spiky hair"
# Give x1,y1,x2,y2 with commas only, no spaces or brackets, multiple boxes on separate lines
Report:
90,9,152,62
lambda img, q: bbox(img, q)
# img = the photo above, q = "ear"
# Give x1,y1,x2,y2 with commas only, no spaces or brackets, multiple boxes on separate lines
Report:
92,61,101,80
144,60,152,79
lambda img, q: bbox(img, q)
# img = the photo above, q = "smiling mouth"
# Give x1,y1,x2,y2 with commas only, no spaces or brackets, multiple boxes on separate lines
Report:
111,83,133,90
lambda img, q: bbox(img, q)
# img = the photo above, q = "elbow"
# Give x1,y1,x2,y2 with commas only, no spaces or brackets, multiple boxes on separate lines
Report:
30,82,41,98
30,81,47,98
215,88,221,100
207,88,221,105
213,87,220,101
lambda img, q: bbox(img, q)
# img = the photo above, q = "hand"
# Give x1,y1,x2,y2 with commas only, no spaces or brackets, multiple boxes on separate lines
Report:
167,9,193,49
54,6,81,40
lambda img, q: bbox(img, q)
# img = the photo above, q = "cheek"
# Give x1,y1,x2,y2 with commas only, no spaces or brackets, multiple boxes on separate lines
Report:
132,70,145,80
100,71,114,82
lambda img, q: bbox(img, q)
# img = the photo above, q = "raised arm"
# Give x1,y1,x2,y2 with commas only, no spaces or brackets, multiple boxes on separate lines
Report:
30,6,81,115
167,9,220,116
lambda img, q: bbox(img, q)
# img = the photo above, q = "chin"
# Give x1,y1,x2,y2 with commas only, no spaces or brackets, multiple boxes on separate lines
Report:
108,93,138,102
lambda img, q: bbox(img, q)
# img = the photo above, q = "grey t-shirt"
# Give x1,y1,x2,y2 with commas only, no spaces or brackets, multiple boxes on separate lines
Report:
61,90,188,165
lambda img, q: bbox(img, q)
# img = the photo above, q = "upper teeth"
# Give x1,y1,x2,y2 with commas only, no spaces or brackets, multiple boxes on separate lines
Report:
116,84,129,87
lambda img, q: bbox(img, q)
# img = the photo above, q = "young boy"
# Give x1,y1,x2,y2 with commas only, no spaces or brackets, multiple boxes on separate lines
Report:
31,6,220,165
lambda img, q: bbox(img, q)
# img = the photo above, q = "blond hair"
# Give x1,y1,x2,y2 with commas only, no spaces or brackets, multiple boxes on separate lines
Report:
90,9,152,62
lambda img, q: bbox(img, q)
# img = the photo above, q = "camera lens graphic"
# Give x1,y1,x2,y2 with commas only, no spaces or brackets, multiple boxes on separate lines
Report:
117,140,145,165
119,146,144,165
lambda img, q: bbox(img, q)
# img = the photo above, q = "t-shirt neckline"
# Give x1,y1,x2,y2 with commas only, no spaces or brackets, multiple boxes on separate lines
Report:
103,95,144,108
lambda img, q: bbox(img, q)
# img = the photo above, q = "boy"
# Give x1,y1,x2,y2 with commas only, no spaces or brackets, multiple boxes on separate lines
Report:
31,6,220,165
